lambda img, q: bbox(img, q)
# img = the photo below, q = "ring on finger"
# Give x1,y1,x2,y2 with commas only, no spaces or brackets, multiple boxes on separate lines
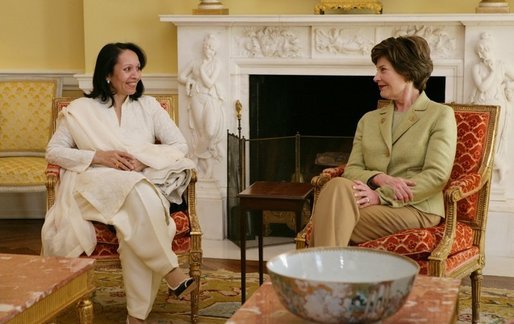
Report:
114,161,120,169
366,197,370,203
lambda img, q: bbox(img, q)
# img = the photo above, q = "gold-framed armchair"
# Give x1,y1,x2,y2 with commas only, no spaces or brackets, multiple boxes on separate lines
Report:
45,95,202,323
296,103,500,324
0,79,59,198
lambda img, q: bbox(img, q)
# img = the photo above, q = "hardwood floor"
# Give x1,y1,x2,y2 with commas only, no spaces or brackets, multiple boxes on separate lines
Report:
0,219,512,289
0,219,259,273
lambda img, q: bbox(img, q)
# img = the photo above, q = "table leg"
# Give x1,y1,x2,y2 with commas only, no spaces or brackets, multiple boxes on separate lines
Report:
258,211,263,285
240,207,246,304
77,296,93,324
295,208,302,234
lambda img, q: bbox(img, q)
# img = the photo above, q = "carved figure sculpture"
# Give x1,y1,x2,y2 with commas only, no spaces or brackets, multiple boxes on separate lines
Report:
470,32,514,183
179,34,225,179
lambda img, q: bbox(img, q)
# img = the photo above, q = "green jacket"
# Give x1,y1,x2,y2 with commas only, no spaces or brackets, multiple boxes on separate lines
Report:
343,92,457,217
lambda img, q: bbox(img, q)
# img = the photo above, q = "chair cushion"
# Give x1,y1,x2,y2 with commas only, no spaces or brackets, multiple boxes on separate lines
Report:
87,210,192,258
0,157,47,186
416,246,480,275
357,222,474,259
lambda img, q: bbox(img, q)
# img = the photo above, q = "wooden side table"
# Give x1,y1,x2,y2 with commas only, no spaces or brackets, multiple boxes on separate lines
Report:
0,253,95,324
237,181,313,303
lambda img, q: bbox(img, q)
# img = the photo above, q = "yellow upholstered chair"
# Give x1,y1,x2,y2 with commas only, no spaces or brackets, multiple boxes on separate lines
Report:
296,103,499,324
46,95,202,323
0,79,59,197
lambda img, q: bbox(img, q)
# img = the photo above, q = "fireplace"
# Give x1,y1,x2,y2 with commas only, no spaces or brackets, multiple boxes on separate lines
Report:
161,14,514,241
249,74,446,184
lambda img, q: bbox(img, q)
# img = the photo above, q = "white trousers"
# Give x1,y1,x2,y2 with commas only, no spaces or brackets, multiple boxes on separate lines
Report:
80,181,179,319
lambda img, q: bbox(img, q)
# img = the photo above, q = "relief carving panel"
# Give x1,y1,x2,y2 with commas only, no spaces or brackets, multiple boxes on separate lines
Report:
313,27,374,56
232,26,308,58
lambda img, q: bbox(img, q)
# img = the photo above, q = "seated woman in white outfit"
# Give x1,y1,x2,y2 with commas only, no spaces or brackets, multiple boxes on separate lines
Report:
42,42,197,324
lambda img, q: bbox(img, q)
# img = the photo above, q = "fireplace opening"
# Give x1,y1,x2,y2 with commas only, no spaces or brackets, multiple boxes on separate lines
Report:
249,74,446,183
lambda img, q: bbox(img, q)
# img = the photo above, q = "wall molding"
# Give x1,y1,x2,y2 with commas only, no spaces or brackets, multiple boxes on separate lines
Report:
0,72,179,95
75,73,178,94
0,71,81,94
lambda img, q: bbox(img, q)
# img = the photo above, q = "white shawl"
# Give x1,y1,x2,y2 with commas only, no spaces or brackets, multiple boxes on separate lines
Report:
42,101,195,258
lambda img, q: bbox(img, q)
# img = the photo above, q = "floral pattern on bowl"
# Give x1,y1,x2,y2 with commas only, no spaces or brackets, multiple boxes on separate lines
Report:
266,247,419,323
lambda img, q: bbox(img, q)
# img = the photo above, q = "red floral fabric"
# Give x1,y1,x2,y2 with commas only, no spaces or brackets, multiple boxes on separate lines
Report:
83,210,192,258
172,211,191,238
357,222,473,258
322,165,345,178
417,247,479,275
45,163,60,177
446,111,489,222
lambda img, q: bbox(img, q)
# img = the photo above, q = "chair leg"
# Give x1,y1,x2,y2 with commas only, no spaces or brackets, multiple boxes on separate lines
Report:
189,251,202,324
470,269,482,324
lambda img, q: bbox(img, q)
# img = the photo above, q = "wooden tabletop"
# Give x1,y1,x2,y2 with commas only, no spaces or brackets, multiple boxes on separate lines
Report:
238,181,313,200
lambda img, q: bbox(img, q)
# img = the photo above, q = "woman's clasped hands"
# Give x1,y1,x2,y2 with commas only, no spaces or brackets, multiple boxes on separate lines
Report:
93,150,147,172
352,174,416,208
352,180,379,208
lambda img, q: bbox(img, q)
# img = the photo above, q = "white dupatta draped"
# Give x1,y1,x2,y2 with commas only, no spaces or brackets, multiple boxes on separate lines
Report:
42,100,195,258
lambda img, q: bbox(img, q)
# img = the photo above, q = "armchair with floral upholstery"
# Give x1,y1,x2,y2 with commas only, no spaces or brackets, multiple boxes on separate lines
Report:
0,79,59,197
45,96,202,323
296,103,499,324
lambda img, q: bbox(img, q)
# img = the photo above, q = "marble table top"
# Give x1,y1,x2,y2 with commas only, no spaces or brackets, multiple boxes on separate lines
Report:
0,253,95,322
228,275,461,323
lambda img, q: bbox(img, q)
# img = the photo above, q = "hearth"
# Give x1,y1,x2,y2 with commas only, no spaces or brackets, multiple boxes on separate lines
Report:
248,74,446,183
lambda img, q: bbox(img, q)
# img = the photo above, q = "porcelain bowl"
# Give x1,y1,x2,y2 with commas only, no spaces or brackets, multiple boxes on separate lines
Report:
266,247,419,323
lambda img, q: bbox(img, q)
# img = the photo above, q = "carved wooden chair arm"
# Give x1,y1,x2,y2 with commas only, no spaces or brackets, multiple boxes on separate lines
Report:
45,163,60,208
429,171,488,263
312,164,346,201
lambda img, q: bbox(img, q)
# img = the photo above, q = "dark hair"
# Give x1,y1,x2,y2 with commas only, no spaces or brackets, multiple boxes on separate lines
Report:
85,42,146,104
371,36,433,91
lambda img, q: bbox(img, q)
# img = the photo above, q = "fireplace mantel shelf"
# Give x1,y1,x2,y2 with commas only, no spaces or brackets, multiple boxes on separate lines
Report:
160,13,514,26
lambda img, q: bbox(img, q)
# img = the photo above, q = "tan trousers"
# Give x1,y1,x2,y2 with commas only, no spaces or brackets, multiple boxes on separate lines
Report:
310,177,441,247
79,181,178,319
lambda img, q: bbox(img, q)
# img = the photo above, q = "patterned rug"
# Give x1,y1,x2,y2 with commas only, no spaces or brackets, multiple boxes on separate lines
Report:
56,268,263,323
457,285,514,324
56,269,514,323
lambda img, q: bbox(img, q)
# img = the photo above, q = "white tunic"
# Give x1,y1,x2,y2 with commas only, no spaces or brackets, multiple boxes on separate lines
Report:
42,95,195,257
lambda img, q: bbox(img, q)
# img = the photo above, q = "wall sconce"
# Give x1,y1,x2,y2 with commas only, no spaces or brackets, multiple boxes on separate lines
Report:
314,0,383,14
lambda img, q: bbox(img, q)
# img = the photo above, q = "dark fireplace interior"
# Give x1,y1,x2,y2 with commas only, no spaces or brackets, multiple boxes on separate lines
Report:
249,74,446,183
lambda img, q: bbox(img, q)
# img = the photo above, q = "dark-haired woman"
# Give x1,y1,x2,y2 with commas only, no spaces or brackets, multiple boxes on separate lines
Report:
42,43,196,323
310,35,458,247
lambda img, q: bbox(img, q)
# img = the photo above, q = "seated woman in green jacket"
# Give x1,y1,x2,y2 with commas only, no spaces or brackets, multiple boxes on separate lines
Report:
310,35,457,247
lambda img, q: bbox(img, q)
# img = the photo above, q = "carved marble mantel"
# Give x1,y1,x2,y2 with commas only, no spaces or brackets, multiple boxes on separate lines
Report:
161,14,514,244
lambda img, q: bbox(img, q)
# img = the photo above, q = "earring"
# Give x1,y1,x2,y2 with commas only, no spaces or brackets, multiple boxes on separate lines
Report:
106,79,110,84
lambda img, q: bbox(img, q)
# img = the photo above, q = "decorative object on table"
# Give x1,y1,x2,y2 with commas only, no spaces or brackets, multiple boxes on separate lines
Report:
476,0,510,13
193,0,229,15
314,0,383,14
266,247,418,323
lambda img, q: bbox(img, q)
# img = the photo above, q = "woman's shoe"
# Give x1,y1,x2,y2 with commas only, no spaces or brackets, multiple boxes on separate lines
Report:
170,278,197,298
